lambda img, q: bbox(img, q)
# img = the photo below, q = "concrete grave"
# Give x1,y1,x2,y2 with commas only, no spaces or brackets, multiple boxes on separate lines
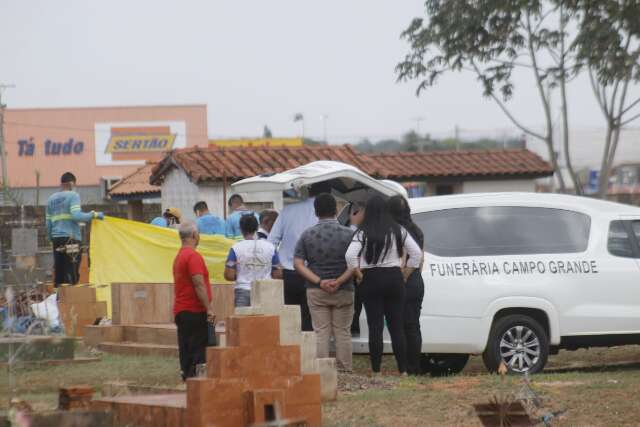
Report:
236,279,338,399
92,315,323,427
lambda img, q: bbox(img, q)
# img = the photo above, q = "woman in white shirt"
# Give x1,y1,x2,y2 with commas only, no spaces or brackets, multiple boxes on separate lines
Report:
345,196,422,375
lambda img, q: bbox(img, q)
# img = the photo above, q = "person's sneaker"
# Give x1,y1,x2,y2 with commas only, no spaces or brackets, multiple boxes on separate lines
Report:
400,372,408,377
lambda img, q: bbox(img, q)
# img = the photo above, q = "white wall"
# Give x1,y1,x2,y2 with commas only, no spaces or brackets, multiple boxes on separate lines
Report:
195,183,283,219
462,179,535,193
198,184,227,219
161,169,200,222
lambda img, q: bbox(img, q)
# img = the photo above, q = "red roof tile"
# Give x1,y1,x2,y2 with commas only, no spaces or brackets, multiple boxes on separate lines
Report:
108,162,160,199
150,145,375,184
148,145,553,186
369,149,553,179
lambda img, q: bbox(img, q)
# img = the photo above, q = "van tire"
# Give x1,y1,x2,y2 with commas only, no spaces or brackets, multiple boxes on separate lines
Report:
483,314,549,374
420,353,469,377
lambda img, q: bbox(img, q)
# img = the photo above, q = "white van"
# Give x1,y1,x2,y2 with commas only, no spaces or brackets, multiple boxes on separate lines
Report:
409,192,640,375
233,163,640,375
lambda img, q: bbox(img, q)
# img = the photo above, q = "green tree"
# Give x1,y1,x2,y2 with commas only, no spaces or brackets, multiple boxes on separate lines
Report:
567,0,640,197
397,0,583,193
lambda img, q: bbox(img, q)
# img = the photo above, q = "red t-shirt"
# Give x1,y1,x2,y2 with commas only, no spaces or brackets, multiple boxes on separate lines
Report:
173,247,212,316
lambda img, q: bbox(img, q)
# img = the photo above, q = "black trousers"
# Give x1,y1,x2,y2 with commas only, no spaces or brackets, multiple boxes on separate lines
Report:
351,284,363,335
175,311,208,380
52,237,81,287
283,269,313,331
361,267,407,373
404,271,425,375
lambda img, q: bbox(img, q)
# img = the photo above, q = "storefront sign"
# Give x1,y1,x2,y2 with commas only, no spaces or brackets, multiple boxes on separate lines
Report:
94,121,187,166
17,137,84,156
105,133,176,153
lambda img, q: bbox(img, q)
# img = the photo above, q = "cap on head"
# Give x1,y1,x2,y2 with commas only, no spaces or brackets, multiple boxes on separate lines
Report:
165,207,182,220
60,172,76,184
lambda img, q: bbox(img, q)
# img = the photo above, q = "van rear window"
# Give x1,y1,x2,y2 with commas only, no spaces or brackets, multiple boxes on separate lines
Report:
413,207,591,257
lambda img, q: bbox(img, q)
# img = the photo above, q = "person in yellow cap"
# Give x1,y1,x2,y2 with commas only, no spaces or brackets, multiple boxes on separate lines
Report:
151,207,182,228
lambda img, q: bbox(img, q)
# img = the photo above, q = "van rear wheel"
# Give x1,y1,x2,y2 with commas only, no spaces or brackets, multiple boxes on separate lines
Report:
421,353,469,377
483,314,549,374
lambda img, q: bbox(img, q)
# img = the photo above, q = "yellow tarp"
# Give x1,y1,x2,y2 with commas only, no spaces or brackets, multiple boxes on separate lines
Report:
89,216,234,315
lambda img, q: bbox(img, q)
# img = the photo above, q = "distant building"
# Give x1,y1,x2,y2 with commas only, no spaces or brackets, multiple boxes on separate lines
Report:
1,104,209,206
142,145,552,221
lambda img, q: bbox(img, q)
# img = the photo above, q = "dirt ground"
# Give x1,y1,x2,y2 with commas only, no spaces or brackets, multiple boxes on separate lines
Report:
2,345,640,425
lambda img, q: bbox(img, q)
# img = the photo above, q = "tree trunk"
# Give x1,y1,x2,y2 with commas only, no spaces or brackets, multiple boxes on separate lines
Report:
560,75,580,194
597,126,613,199
546,136,566,193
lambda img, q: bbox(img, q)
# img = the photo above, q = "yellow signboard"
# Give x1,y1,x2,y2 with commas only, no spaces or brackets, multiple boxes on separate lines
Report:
209,138,303,148
105,134,177,153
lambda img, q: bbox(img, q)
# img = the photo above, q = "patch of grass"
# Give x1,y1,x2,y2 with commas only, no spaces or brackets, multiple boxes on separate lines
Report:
2,346,640,425
0,354,180,410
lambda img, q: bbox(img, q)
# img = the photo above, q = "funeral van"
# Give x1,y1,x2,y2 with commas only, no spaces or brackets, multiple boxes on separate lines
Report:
233,164,640,375
406,192,640,375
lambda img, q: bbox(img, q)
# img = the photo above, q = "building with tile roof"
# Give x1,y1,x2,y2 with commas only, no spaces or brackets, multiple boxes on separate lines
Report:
117,144,552,220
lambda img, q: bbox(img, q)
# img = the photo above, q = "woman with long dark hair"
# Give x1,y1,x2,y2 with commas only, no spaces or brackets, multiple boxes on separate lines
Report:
345,195,422,374
387,195,425,375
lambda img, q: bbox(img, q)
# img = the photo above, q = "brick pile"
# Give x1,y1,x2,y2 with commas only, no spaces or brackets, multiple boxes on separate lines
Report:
188,314,322,426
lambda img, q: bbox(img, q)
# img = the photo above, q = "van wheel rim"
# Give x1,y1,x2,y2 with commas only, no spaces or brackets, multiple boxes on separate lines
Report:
499,325,540,373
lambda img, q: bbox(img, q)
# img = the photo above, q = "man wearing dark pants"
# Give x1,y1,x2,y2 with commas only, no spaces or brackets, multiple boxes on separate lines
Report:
173,221,214,381
269,182,330,331
46,172,104,287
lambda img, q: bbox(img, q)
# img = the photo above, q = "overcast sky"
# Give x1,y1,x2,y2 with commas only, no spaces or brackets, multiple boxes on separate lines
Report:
1,0,634,144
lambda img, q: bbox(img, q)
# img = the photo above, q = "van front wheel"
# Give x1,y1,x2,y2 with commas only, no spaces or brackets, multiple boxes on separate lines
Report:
483,314,549,374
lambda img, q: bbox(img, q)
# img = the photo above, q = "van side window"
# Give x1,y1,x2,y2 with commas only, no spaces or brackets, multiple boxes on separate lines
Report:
413,207,591,257
608,221,635,258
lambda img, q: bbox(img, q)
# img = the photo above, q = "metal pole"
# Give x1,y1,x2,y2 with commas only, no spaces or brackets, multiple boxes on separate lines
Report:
0,94,7,188
0,85,15,190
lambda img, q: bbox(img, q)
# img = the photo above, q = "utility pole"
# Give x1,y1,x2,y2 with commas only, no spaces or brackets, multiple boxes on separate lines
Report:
0,84,16,189
412,117,426,151
454,124,460,151
412,116,425,135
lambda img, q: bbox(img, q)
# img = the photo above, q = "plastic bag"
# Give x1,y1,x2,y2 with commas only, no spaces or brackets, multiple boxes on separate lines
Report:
30,293,60,329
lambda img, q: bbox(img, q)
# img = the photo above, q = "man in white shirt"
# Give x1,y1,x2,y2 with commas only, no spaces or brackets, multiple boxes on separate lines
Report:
224,214,283,307
268,182,330,331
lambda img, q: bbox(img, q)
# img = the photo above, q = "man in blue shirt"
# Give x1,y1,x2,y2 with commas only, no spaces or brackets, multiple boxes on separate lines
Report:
46,172,104,287
225,194,258,238
193,201,225,236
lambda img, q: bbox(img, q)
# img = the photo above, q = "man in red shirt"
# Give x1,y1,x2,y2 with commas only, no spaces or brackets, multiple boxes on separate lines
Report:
173,221,214,380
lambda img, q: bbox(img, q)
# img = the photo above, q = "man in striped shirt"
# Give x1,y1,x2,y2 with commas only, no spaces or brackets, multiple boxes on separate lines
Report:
46,172,104,287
